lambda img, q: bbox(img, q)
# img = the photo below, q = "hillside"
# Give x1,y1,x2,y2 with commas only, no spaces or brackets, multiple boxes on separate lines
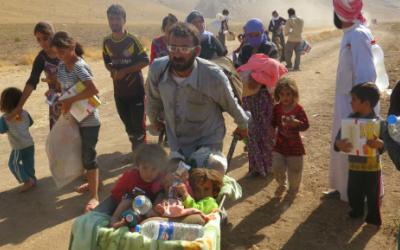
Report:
0,0,187,24
0,0,398,25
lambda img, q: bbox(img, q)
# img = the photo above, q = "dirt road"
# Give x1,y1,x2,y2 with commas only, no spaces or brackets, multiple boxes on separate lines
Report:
0,23,399,250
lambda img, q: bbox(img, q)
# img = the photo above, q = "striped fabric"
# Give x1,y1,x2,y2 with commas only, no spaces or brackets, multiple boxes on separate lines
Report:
57,58,100,127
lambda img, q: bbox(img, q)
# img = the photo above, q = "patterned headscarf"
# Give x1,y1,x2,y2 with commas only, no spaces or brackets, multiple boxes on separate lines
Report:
333,0,366,23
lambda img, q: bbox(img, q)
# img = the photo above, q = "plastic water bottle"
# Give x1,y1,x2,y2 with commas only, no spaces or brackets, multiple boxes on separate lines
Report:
387,115,400,143
174,161,191,179
122,210,140,228
168,161,191,199
135,221,204,241
371,42,389,92
132,195,152,215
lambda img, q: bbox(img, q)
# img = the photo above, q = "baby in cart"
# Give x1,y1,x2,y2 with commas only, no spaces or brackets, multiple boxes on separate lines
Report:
110,147,226,229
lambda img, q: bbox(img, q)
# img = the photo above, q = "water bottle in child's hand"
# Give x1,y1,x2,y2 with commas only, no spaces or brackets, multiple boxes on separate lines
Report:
174,161,191,180
121,209,140,228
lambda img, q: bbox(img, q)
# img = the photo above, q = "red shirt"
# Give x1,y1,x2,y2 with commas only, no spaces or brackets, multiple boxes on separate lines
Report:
272,103,309,156
111,168,162,202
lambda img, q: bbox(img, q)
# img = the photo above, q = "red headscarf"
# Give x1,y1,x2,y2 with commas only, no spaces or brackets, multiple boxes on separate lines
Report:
333,0,366,24
237,53,288,88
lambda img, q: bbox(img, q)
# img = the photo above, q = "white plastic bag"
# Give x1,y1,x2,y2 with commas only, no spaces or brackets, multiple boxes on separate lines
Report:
46,115,84,188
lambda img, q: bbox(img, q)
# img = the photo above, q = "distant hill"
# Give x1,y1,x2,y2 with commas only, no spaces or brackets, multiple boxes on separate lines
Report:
0,0,186,24
0,0,398,26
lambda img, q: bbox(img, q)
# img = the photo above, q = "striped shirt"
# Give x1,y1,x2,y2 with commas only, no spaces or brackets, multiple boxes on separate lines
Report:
57,58,100,127
0,111,34,150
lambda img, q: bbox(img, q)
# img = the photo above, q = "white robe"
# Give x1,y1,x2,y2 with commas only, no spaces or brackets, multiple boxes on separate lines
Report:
329,22,377,201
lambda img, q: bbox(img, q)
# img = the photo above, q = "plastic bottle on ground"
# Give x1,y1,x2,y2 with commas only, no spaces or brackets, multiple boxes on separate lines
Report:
387,115,400,143
135,221,204,241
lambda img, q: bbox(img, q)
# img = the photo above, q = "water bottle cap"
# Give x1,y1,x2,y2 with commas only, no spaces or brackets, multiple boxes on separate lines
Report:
387,115,397,125
135,224,141,233
135,196,144,207
180,161,191,171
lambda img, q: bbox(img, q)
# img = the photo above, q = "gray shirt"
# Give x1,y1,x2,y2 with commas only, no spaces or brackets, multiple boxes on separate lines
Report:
146,56,249,156
0,111,34,150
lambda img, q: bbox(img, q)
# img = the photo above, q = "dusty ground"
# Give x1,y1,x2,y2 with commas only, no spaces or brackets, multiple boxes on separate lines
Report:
0,23,399,250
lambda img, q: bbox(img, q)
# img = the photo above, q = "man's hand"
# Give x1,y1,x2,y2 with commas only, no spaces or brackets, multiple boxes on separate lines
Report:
335,139,353,153
367,136,384,149
234,127,248,140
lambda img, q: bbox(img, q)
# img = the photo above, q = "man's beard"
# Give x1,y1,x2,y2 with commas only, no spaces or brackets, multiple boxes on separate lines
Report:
334,12,343,29
170,52,196,72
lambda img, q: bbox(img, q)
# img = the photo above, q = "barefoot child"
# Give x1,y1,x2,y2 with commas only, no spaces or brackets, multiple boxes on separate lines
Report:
334,83,385,226
110,144,167,228
51,31,101,212
0,88,36,192
272,77,309,198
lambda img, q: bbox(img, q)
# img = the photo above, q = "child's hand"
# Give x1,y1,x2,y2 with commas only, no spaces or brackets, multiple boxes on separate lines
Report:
60,99,73,114
335,139,353,153
112,219,127,229
112,69,128,81
286,117,302,128
6,107,22,121
367,136,384,149
174,183,189,199
110,216,127,229
41,73,57,84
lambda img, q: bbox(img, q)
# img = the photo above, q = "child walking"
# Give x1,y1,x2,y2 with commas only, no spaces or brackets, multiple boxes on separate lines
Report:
272,77,309,198
334,83,385,226
6,22,61,129
0,87,36,192
51,31,101,212
237,53,288,177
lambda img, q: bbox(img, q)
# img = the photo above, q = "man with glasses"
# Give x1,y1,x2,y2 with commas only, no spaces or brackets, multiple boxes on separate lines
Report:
146,22,249,165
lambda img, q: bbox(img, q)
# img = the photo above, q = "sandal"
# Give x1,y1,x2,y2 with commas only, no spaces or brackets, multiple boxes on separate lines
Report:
84,198,99,213
75,183,90,193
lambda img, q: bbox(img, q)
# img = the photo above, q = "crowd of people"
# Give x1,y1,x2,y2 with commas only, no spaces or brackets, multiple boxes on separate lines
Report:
0,0,399,241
